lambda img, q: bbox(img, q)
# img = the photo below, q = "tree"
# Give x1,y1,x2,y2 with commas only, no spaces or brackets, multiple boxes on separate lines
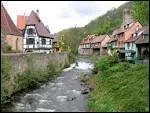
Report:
132,1,149,25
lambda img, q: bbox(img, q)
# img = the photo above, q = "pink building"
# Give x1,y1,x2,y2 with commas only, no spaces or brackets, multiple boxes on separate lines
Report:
78,35,111,56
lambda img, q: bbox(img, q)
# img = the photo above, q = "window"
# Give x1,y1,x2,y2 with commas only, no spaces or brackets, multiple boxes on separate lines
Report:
41,39,46,45
127,42,130,49
143,34,148,39
124,25,126,29
27,28,35,36
136,33,138,36
131,34,133,37
26,38,35,45
49,39,52,45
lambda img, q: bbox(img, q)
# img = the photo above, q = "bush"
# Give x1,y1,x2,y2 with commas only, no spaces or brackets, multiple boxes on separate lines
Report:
1,57,12,104
94,56,119,73
104,62,130,76
1,57,12,80
69,52,76,64
2,45,12,53
47,62,57,76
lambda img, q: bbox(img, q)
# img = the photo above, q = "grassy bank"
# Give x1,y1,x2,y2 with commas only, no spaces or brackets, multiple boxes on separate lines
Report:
1,54,70,105
88,56,149,112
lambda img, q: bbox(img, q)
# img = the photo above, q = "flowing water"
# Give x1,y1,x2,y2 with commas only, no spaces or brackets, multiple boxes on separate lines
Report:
2,57,94,112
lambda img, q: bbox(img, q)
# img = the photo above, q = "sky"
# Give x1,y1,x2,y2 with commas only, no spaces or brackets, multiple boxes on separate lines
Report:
2,1,128,34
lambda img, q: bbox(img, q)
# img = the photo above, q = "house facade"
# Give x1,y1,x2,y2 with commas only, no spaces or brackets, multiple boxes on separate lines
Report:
100,35,111,56
124,26,149,60
78,35,95,55
1,3,23,52
108,9,143,58
91,35,104,55
91,35,111,56
23,10,53,54
79,35,110,56
135,27,149,59
52,35,60,52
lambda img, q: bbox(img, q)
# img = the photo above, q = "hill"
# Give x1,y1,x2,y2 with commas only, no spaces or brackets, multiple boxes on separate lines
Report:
56,1,149,55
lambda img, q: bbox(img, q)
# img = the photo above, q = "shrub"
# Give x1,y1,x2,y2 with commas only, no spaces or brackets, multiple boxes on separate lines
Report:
47,62,57,76
17,70,39,90
1,57,13,104
1,57,12,80
94,56,118,72
2,45,12,53
104,62,130,76
69,52,76,64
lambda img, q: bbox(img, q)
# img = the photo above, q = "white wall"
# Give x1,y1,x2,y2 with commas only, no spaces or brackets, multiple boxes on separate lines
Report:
125,42,138,60
24,25,53,53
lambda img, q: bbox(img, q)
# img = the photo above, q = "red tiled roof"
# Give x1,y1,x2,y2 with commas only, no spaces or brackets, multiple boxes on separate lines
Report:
112,27,124,35
1,3,22,36
80,35,109,45
110,37,117,42
26,10,52,38
17,15,28,30
92,44,101,48
125,37,138,43
112,22,139,36
91,35,105,43
125,26,149,43
80,35,95,44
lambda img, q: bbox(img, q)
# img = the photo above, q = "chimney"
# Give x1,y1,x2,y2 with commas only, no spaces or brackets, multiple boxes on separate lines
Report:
36,9,39,17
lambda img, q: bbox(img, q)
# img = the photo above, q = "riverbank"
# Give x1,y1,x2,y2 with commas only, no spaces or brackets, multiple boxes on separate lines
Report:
1,58,94,112
87,56,149,112
1,52,70,105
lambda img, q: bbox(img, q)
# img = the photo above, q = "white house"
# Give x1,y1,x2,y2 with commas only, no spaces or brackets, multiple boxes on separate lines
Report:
23,10,53,54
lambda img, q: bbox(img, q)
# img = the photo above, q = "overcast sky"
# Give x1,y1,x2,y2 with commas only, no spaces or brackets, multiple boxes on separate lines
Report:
2,1,128,34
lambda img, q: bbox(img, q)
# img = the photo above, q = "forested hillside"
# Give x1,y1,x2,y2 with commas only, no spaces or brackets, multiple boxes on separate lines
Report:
56,1,149,55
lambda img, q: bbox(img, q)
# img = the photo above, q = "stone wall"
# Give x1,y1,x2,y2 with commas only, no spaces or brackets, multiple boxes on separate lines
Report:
2,52,69,76
5,35,23,51
1,52,69,99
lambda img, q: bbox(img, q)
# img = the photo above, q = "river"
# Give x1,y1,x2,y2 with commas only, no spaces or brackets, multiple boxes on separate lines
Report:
2,57,94,112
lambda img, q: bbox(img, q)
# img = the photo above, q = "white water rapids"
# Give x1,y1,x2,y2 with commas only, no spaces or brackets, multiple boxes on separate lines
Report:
3,59,94,112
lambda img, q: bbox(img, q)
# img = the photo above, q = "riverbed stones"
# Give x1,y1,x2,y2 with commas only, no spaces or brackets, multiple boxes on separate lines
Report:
80,73,90,82
67,96,76,101
81,88,89,94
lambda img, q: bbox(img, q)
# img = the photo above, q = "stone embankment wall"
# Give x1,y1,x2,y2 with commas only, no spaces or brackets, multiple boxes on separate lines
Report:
1,52,69,103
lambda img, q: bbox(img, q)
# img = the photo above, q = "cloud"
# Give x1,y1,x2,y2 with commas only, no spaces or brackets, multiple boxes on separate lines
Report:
2,1,128,33
70,1,103,16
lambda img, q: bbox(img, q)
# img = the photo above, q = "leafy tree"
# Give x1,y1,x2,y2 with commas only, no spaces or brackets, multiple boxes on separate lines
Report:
132,1,149,25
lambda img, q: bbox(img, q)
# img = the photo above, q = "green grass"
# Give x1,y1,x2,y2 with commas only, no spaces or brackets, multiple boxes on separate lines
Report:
88,56,149,112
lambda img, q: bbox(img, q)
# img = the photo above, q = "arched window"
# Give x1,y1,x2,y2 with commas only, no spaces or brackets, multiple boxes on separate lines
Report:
41,38,46,45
